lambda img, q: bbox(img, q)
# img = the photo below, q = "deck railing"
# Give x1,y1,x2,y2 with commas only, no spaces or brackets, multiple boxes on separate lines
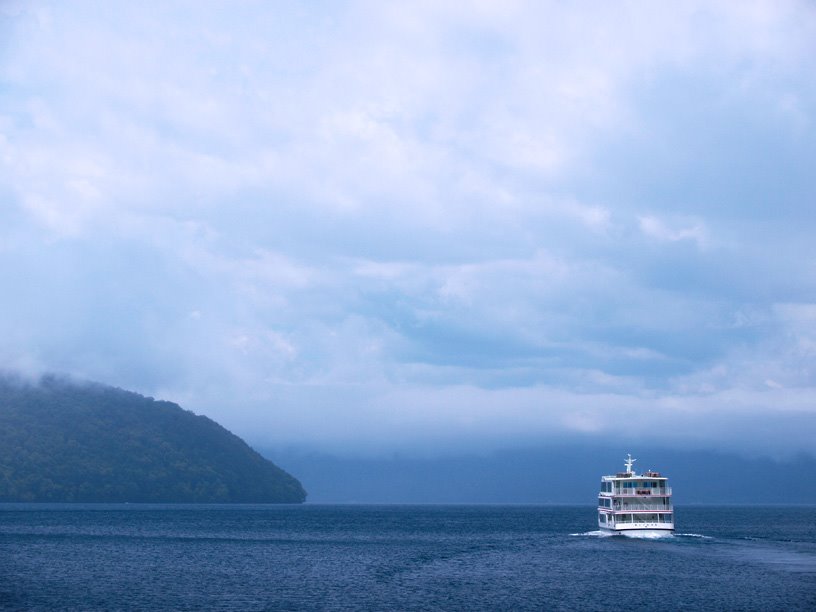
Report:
608,503,672,512
611,487,671,496
610,517,674,524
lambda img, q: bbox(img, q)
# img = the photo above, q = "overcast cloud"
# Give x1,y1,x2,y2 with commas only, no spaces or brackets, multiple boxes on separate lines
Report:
1,0,815,457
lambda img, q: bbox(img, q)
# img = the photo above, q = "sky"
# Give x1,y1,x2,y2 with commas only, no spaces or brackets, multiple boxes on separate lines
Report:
1,0,815,459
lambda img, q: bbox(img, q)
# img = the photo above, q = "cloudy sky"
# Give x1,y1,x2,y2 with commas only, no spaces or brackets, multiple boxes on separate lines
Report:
2,1,815,457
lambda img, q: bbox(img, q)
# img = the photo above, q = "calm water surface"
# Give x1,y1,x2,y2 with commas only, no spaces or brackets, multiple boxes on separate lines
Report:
1,504,814,610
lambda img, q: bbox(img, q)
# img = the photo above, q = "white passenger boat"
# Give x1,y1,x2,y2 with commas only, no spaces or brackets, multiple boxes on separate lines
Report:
598,454,674,535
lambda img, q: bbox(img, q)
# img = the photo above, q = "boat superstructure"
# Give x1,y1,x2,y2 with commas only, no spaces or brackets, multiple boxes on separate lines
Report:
598,454,674,534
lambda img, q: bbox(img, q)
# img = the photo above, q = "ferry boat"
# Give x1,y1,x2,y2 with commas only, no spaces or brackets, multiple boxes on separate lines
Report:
598,454,674,534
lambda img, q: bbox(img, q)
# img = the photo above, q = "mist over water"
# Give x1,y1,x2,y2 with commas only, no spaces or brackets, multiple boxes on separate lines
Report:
263,445,816,504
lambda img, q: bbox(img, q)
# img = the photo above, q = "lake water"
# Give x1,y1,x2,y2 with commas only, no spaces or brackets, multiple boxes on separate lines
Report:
1,504,815,610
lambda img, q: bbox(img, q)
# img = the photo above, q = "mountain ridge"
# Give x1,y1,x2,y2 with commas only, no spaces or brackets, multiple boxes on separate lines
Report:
0,374,306,503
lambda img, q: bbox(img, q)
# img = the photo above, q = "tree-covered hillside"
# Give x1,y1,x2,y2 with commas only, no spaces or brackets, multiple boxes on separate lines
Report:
0,375,306,503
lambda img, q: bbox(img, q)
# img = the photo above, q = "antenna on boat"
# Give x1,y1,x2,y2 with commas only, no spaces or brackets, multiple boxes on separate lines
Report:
625,453,636,475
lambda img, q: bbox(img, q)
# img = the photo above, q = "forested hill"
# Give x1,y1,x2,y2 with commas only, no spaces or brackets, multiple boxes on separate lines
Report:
0,375,306,503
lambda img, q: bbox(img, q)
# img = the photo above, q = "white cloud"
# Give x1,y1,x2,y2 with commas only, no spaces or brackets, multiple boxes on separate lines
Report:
1,0,815,456
638,215,708,247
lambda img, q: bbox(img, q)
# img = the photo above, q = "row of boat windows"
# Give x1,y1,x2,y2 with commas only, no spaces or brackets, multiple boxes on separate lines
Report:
598,498,671,509
600,481,663,492
622,481,662,488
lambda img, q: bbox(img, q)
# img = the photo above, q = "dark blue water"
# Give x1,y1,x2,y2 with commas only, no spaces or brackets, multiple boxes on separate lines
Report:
1,505,814,610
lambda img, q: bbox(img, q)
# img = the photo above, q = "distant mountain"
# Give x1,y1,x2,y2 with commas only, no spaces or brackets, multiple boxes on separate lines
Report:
0,375,306,503
263,445,816,505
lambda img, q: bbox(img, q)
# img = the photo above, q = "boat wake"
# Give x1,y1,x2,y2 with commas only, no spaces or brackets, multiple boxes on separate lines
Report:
570,530,614,537
572,531,713,540
571,530,682,539
620,530,674,539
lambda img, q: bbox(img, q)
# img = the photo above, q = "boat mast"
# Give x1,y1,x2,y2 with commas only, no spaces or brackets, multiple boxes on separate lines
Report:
624,453,636,475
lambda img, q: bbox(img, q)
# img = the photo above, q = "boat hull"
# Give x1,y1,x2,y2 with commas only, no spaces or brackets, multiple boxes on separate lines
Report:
601,528,674,539
600,525,674,535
